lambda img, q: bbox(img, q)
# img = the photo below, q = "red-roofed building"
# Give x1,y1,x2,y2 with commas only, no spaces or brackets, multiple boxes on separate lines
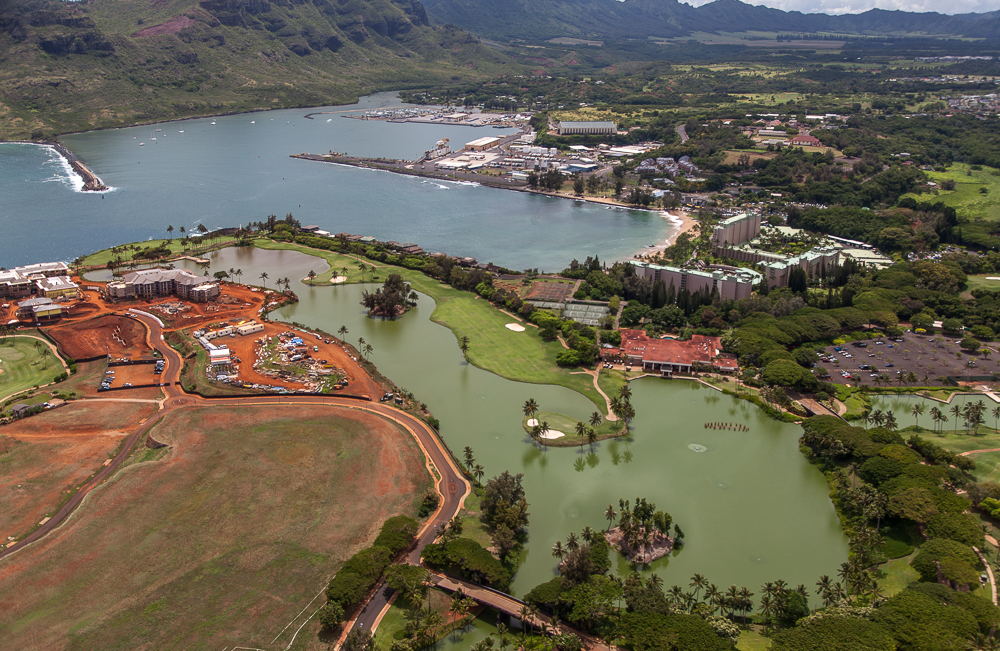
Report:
604,329,737,375
790,134,822,147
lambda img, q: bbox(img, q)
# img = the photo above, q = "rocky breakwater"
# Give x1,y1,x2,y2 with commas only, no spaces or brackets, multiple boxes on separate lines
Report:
70,160,109,191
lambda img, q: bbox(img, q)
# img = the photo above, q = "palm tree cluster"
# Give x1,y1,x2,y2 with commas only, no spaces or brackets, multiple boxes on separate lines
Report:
828,472,889,605
463,446,485,486
608,384,635,435
604,498,677,563
522,399,553,443
864,409,898,431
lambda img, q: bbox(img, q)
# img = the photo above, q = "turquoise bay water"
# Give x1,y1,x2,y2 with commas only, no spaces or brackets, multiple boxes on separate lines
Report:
1,92,671,270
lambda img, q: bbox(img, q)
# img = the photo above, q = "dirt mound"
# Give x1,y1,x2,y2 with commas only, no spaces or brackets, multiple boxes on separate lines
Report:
47,315,150,359
133,15,195,37
66,302,100,318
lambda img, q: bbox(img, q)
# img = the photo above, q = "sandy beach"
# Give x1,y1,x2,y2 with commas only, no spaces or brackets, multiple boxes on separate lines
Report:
629,210,698,261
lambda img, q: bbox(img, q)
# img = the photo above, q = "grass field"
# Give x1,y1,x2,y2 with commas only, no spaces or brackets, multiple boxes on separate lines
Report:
79,235,237,267
0,336,63,403
966,274,1000,293
903,163,1000,221
523,410,622,447
0,400,158,542
0,404,432,650
737,629,772,650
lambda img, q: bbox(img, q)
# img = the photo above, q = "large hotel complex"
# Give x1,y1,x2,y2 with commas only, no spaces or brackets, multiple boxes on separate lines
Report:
107,268,220,302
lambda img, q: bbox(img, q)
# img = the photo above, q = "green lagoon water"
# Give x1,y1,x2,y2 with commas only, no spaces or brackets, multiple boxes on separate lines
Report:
186,246,851,598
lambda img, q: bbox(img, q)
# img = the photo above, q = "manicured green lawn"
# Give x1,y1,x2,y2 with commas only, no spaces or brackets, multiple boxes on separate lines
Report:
967,275,1000,293
80,235,236,267
737,629,772,651
0,337,63,403
879,552,919,598
524,411,621,446
902,163,1000,221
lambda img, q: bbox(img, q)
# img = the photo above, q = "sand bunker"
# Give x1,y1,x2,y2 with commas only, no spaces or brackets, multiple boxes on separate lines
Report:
987,277,1000,281
526,418,539,427
540,429,565,440
505,323,526,332
330,276,347,284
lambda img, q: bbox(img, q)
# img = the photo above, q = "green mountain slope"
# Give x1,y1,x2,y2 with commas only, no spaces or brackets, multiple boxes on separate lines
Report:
421,0,1000,42
0,0,510,138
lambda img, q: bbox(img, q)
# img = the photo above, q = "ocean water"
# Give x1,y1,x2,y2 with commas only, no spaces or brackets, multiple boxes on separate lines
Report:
0,92,675,270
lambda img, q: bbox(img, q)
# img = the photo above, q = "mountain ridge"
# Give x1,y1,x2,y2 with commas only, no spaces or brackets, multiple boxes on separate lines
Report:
421,0,1000,41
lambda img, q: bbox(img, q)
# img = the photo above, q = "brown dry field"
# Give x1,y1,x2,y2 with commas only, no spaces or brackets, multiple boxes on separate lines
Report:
56,360,165,401
102,363,159,389
0,401,158,543
157,282,267,332
0,403,430,651
46,314,151,360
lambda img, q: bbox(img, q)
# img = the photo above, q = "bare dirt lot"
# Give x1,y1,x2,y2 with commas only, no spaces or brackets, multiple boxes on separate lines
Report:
0,401,158,543
46,315,151,360
102,363,159,390
0,404,431,650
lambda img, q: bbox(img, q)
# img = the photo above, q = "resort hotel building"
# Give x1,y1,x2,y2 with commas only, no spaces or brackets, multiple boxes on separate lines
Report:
603,329,738,376
631,262,758,302
107,268,220,302
0,261,77,300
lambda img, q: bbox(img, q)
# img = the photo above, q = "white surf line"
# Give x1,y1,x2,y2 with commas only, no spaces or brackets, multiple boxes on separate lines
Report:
270,584,329,644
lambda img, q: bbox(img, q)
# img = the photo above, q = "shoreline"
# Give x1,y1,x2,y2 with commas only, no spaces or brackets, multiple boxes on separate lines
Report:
292,153,686,262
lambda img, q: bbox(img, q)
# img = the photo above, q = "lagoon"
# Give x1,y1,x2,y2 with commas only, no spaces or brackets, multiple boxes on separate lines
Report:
221,245,852,597
1,92,672,270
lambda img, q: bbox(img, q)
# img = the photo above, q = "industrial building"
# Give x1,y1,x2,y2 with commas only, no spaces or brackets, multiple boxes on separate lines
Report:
631,262,758,302
711,213,762,248
556,121,617,136
464,137,501,152
107,268,220,302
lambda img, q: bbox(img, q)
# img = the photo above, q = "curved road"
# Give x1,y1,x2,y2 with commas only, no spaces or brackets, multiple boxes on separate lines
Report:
0,311,472,628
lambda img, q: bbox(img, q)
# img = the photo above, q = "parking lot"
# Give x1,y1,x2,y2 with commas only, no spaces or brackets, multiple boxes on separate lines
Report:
100,361,161,391
815,332,1000,387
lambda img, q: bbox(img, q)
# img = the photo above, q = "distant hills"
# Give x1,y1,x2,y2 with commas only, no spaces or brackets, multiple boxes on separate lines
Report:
0,0,508,138
421,0,1000,42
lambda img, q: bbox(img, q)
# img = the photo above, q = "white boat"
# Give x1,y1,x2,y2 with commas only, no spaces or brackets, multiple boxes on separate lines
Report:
139,142,145,146
250,120,255,124
179,130,184,133
156,128,161,132
210,121,216,125
150,137,156,140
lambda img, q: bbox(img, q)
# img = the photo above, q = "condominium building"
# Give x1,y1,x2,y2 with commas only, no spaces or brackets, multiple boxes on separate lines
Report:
761,247,840,288
0,261,70,299
107,268,220,302
631,262,758,302
711,213,762,248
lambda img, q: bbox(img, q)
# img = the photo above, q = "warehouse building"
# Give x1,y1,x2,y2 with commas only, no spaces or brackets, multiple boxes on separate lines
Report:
464,137,501,152
556,121,617,136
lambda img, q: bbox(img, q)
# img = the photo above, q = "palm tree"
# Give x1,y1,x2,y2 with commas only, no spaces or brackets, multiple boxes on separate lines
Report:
705,584,723,614
581,526,595,544
463,446,475,471
166,224,174,240
951,404,961,434
911,403,925,428
566,532,580,552
884,411,898,431
523,398,539,422
587,427,598,449
459,335,470,358
619,383,632,403
930,406,943,433
737,587,754,626
589,411,603,428
689,574,707,602
258,271,268,288
473,463,485,485
338,325,348,343
307,270,317,283
994,406,1000,432
575,421,588,442
724,585,740,621
551,540,565,560
364,343,373,359
605,504,617,530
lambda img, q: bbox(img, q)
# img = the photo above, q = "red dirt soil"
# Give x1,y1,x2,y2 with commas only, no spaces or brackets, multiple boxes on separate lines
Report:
224,322,382,396
0,401,159,543
46,315,151,360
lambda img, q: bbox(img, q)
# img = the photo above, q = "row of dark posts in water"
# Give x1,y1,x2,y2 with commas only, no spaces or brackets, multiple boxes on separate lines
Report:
703,422,749,431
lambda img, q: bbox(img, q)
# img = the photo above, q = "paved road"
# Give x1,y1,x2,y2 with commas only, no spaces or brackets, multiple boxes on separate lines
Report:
676,124,689,143
1,313,471,590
